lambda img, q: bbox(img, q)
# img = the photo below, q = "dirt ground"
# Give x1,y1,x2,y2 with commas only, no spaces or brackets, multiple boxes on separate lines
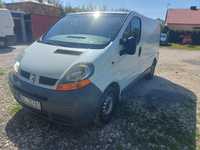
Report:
0,45,200,150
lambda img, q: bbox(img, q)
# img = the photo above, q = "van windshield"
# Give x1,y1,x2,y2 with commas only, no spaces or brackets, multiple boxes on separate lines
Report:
41,13,127,49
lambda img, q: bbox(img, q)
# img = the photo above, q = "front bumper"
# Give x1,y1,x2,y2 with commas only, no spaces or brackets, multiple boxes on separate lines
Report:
8,73,102,126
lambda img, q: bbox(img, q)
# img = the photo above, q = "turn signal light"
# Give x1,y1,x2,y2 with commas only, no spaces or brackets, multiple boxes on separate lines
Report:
56,79,91,91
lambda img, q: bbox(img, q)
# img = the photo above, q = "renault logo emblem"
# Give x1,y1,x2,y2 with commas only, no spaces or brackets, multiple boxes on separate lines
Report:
30,74,37,84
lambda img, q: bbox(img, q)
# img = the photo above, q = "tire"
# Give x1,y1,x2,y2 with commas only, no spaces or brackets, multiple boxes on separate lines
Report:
3,38,8,48
145,60,157,80
0,38,8,48
95,86,118,126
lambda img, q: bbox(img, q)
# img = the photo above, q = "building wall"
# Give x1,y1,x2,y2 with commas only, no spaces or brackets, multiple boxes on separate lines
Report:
6,2,62,42
31,14,59,39
6,2,61,17
167,23,200,31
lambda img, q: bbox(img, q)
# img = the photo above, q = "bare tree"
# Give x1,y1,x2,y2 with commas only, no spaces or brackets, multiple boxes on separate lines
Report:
0,0,4,8
48,0,63,7
80,4,108,11
113,8,130,12
62,3,130,14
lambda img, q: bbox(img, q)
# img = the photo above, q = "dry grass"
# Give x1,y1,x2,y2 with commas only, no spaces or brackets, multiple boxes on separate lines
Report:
163,43,200,51
0,68,6,76
8,103,22,116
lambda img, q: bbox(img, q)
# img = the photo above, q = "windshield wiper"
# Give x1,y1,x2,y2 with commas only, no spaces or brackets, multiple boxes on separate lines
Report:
66,35,86,39
41,40,67,47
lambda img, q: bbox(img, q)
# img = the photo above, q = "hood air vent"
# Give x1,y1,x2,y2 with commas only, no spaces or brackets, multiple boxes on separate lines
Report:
54,49,82,56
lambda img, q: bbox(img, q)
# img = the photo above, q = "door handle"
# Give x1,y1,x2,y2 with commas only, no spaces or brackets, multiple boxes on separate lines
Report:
138,47,142,57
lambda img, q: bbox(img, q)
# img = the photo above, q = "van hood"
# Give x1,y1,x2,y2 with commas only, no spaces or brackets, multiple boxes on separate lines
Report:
20,42,98,79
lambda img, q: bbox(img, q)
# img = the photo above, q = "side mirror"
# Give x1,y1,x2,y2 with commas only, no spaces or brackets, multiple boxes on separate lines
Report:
37,34,45,42
119,36,137,56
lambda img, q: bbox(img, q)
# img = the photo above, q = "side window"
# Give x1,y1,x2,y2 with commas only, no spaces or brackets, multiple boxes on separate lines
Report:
122,17,141,44
131,17,141,44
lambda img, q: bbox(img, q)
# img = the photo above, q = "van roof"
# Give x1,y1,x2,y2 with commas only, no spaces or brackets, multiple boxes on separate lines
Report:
67,11,132,15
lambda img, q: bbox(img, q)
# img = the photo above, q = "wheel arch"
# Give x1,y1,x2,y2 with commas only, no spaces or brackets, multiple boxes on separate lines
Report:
104,82,120,99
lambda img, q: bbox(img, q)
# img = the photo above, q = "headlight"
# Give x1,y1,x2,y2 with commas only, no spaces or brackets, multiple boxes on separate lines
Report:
13,50,25,73
56,63,94,91
13,61,20,73
61,63,94,83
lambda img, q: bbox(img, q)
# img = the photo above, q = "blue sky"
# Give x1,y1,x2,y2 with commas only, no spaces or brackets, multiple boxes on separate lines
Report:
4,0,200,19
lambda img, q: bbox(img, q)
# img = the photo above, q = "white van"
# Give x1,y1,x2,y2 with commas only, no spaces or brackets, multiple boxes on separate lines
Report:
9,11,160,126
0,8,15,47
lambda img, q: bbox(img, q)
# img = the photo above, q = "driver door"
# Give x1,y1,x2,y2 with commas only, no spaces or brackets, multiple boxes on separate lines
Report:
112,17,142,89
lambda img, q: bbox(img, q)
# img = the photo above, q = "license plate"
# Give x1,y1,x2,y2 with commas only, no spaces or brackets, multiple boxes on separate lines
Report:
19,95,41,110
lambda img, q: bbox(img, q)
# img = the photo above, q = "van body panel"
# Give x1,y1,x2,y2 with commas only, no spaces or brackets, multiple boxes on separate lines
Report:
92,12,160,92
9,11,160,125
140,16,160,70
0,8,15,46
21,42,104,79
0,9,14,37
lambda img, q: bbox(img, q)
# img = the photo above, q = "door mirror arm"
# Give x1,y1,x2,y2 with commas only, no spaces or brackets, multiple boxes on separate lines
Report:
119,49,127,56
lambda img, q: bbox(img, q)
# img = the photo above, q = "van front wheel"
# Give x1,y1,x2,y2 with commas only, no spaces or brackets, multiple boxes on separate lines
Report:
95,86,118,126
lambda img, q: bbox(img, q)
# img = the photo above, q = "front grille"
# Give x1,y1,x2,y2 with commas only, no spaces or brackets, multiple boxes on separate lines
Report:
20,69,58,86
39,76,58,86
20,70,30,79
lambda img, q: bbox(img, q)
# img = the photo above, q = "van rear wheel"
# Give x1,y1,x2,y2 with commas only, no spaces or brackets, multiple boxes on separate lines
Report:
95,86,118,126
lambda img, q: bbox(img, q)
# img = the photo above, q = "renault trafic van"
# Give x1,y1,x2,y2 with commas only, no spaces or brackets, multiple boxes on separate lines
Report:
9,11,160,126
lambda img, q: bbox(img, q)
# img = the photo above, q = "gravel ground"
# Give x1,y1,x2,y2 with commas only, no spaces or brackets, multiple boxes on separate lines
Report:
0,46,200,150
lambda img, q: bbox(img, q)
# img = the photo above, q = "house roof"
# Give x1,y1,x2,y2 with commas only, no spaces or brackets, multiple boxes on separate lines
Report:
166,9,200,25
6,1,61,17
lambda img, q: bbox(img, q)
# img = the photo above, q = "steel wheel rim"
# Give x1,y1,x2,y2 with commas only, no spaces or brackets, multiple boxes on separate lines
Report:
102,96,113,115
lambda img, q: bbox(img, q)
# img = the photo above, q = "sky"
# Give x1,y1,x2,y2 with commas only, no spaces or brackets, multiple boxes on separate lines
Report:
4,0,200,19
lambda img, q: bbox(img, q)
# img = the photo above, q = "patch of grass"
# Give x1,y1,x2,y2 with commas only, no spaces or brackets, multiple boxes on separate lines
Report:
9,103,22,116
116,98,196,150
164,43,200,51
0,68,6,76
0,118,3,124
116,144,124,150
